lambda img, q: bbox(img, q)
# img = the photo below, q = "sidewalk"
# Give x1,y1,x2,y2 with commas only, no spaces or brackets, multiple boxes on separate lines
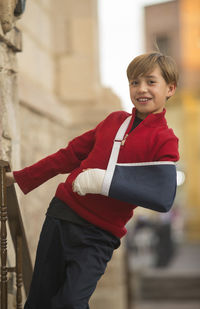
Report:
131,243,200,309
164,242,200,274
132,301,200,309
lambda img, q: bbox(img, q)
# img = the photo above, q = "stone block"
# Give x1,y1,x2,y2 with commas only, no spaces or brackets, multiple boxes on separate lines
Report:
71,17,97,54
52,0,98,55
18,73,73,127
58,54,98,101
38,0,51,11
53,16,70,55
17,31,54,91
18,0,53,51
0,0,17,34
53,0,94,19
0,26,22,52
0,33,19,71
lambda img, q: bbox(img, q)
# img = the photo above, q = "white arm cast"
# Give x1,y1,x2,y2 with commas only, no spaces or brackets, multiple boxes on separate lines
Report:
73,169,106,196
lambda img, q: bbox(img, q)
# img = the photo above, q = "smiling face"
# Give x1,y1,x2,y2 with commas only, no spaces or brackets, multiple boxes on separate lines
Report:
129,66,176,119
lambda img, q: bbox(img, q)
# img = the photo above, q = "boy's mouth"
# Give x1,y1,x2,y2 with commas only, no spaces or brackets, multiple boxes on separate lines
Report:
136,97,152,103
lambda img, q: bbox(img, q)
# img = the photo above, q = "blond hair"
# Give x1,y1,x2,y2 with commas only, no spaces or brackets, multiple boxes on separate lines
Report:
127,52,178,86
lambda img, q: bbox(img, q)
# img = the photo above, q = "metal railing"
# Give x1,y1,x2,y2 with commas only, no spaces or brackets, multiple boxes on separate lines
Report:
0,160,33,309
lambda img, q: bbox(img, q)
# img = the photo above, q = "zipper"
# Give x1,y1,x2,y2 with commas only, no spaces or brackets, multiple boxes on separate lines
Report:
121,134,129,146
121,118,144,146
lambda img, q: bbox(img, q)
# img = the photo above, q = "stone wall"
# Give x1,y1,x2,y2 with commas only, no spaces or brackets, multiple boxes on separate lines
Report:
0,0,128,308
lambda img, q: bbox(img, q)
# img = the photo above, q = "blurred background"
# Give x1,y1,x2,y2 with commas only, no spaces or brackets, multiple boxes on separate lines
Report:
0,0,200,308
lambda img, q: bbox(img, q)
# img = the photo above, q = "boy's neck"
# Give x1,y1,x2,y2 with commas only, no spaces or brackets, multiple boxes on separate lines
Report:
135,108,164,120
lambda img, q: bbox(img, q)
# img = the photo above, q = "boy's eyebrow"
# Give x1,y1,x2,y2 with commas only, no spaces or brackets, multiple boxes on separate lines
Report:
145,74,157,78
130,74,158,80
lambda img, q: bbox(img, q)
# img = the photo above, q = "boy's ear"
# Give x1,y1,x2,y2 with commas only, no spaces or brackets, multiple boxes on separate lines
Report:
167,83,176,99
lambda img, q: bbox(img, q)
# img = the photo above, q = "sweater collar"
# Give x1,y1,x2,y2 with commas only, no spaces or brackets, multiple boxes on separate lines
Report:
131,107,167,127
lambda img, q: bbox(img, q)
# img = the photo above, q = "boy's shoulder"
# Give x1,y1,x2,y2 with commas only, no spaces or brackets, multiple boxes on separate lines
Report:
147,110,179,141
108,110,130,117
104,110,130,122
156,126,179,143
95,110,130,131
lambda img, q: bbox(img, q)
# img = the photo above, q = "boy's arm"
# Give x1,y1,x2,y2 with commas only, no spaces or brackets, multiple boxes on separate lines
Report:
73,133,180,206
152,130,179,162
13,123,102,195
100,133,179,212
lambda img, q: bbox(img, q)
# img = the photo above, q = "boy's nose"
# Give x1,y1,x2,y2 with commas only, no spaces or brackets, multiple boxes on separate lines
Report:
138,82,147,93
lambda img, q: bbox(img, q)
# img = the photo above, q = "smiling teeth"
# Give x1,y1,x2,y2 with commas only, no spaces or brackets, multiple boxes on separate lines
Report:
138,98,149,102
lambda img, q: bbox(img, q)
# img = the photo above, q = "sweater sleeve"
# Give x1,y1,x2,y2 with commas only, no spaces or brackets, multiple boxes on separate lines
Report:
153,129,180,162
13,123,102,194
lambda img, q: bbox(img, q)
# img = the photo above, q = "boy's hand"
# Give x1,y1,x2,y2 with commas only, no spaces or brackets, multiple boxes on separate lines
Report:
72,169,105,196
5,172,16,187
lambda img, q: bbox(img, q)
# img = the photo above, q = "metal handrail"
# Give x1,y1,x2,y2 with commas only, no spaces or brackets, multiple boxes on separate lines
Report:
0,160,33,309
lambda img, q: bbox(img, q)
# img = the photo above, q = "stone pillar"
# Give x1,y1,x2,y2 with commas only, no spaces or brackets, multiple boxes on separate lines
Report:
0,0,23,169
0,0,17,34
53,0,101,103
0,1,24,306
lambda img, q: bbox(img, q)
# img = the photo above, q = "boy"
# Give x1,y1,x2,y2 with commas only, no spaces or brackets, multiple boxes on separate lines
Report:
6,52,179,309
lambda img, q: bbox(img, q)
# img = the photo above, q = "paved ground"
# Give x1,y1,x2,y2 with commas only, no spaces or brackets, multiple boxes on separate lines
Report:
130,243,200,309
132,301,200,309
164,243,200,274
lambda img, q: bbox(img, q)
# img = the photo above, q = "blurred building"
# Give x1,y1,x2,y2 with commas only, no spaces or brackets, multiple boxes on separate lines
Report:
0,0,127,308
125,2,200,307
145,0,200,242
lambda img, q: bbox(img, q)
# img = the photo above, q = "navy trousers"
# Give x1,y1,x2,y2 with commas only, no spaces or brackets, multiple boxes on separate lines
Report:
24,216,120,309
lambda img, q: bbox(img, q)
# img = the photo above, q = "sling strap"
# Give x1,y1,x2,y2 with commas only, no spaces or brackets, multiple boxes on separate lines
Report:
101,116,132,196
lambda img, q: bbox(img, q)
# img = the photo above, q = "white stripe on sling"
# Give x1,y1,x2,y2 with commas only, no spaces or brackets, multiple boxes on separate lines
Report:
101,116,132,196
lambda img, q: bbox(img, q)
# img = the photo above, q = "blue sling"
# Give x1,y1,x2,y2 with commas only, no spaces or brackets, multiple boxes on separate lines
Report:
101,116,177,212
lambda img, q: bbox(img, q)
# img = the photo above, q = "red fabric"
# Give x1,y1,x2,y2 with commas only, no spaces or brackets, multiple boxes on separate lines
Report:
13,108,179,238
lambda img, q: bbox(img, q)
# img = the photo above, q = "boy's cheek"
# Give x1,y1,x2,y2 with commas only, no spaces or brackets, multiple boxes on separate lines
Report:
129,92,134,102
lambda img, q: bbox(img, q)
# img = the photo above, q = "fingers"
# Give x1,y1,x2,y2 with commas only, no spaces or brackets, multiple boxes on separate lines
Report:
72,169,106,196
72,178,86,196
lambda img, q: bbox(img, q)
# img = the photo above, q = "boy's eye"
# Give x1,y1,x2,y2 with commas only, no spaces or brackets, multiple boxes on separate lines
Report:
148,80,156,84
130,80,138,86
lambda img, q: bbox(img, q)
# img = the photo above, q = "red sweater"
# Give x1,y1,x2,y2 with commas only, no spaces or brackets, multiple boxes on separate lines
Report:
14,108,179,238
